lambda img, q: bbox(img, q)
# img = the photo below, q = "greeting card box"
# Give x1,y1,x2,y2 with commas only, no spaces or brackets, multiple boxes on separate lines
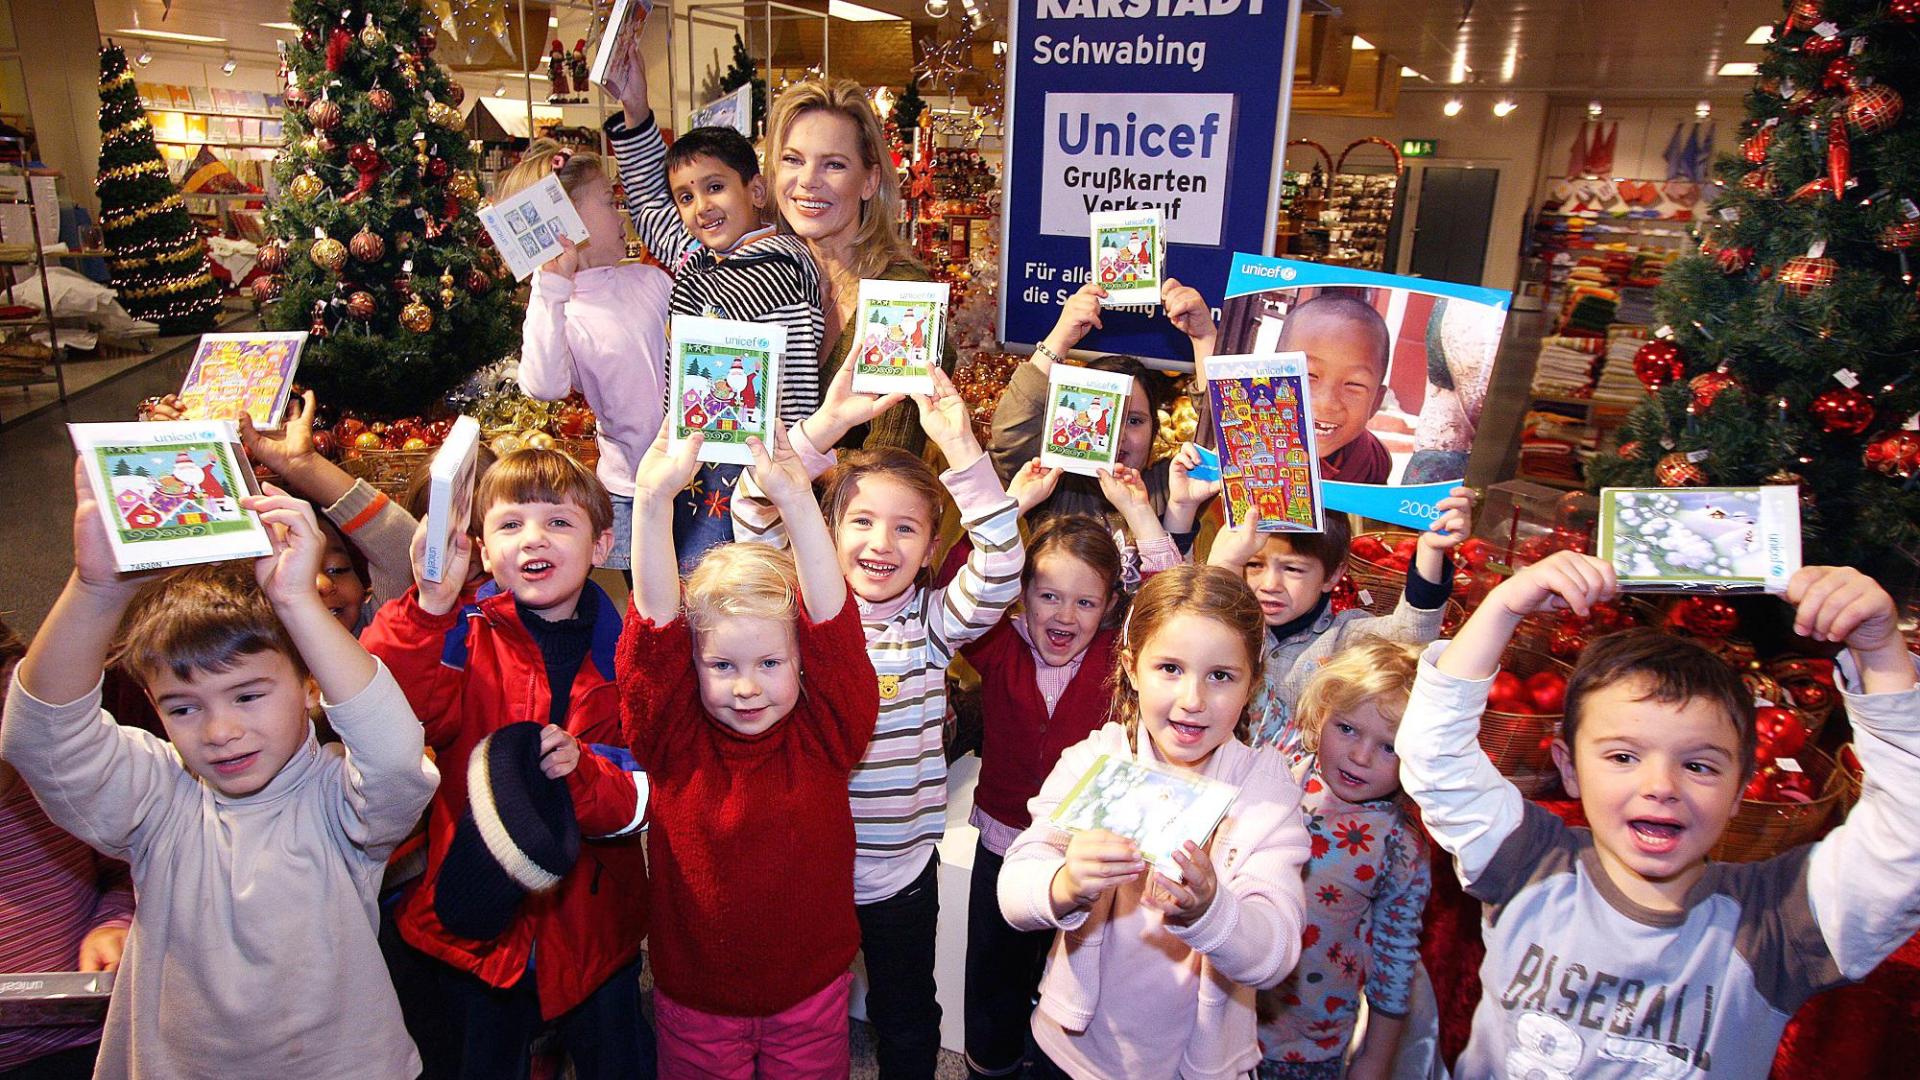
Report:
669,315,784,466
69,421,270,573
1598,486,1802,593
1050,754,1237,884
588,0,653,91
476,174,592,281
423,416,482,584
1038,365,1135,477
1089,208,1163,308
850,278,949,395
1204,352,1323,532
0,972,113,1027
176,331,307,428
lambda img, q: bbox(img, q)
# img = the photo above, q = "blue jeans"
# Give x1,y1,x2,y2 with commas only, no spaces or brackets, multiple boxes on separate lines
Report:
602,494,634,570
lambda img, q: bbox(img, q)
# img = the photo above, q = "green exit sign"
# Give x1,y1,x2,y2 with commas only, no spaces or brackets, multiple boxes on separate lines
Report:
1401,138,1437,157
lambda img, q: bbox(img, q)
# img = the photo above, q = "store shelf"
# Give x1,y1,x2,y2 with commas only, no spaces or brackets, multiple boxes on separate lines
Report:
142,107,281,120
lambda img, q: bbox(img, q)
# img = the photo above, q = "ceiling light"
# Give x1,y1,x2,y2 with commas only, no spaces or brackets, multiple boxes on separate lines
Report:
260,22,299,32
1718,62,1759,76
1443,98,1463,117
115,28,227,44
221,57,237,76
1696,100,1712,119
1587,100,1602,118
1493,99,1517,117
1400,66,1422,78
1350,35,1375,51
136,50,153,66
494,83,506,97
831,0,901,19
548,16,560,27
926,0,950,15
1746,25,1774,45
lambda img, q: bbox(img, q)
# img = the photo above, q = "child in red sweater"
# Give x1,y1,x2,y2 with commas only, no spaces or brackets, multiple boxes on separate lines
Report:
617,426,878,1080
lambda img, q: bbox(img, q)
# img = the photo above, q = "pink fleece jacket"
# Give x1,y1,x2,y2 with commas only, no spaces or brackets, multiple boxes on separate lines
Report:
519,264,672,497
998,723,1310,1080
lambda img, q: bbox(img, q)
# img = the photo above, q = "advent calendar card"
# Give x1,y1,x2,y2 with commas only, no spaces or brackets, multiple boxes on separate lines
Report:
69,421,270,573
1039,364,1134,477
1204,353,1323,532
176,331,306,429
669,315,784,466
850,278,949,395
1598,486,1802,593
1089,208,1163,307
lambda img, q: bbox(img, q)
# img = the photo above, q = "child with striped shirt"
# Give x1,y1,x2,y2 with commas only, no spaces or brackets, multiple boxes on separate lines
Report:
733,369,1024,1076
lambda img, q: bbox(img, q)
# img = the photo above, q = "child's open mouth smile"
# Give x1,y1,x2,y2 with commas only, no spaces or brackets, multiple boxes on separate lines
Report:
1166,718,1211,745
1044,627,1076,649
518,559,556,582
1628,817,1685,855
855,558,898,582
211,750,260,776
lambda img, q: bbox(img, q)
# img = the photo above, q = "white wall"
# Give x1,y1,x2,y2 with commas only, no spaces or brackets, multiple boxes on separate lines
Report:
1535,96,1747,186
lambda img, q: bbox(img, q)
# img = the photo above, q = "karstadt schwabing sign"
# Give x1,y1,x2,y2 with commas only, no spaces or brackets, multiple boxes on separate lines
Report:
1000,0,1298,361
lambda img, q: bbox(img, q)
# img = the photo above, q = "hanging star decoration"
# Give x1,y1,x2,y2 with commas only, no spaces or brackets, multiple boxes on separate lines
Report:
425,0,517,66
914,34,965,93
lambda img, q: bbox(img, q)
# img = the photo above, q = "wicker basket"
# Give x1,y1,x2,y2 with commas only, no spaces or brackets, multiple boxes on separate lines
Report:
340,445,433,500
554,435,600,470
1345,530,1420,616
1711,745,1847,863
1478,647,1575,797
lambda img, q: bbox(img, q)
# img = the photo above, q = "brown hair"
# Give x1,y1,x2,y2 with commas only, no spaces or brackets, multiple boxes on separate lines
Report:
819,446,946,533
765,78,916,280
1562,627,1758,776
684,542,801,635
475,447,614,535
0,614,24,670
1256,511,1353,578
1296,637,1422,753
1111,564,1267,746
493,137,609,202
1023,515,1124,626
114,562,304,686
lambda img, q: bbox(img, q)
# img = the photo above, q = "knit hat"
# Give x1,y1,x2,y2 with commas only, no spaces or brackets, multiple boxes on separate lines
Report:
435,722,582,941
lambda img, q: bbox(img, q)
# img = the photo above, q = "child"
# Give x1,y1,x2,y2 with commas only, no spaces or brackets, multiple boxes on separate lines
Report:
617,425,878,1078
505,138,673,574
0,467,438,1078
1200,491,1472,755
958,510,1180,1080
1401,550,1920,1077
360,448,653,1080
1275,291,1394,485
997,564,1311,1079
601,28,825,568
1257,639,1431,1080
733,368,1024,1076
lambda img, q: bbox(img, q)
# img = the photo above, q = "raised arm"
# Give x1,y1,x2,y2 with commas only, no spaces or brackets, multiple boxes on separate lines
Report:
1162,277,1217,366
519,244,583,403
746,428,846,623
735,361,895,547
630,427,703,625
245,489,375,701
987,283,1105,482
918,369,1024,656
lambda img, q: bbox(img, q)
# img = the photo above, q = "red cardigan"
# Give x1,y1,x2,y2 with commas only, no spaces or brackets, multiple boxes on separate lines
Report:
361,581,650,1019
962,617,1122,831
617,600,878,1016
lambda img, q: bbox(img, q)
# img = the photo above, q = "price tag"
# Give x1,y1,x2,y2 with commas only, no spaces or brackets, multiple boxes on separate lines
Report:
1357,589,1374,608
1686,449,1711,463
1834,368,1860,389
1900,198,1920,221
1719,207,1740,222
313,226,325,239
1812,21,1838,37
1807,238,1827,259
1776,757,1803,774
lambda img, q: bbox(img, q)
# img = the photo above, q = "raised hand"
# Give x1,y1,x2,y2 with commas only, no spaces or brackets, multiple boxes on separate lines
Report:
408,514,474,617
541,235,582,280
143,393,185,422
242,486,329,611
745,426,814,508
1038,283,1107,365
1787,566,1900,651
1162,278,1217,348
1097,464,1153,521
913,366,984,471
1165,442,1221,531
1141,841,1218,925
1413,486,1475,583
632,425,703,505
608,7,651,120
802,357,907,450
69,458,150,595
1007,458,1063,516
238,389,318,477
1491,550,1617,619
1204,515,1263,572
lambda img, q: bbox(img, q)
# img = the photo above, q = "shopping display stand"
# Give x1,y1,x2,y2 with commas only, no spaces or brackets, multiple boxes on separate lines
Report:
0,136,67,422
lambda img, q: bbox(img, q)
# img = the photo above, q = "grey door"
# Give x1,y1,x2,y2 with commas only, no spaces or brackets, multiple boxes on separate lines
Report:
1408,166,1500,286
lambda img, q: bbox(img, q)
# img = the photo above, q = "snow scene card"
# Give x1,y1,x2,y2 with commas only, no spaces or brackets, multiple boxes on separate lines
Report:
1204,353,1323,533
1598,486,1802,593
1089,208,1163,308
423,416,482,584
176,331,307,429
1050,754,1237,884
477,175,592,281
670,314,784,466
850,278,949,395
1039,364,1134,477
70,421,270,573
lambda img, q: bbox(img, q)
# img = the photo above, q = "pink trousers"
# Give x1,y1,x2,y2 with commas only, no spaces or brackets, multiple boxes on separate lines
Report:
655,972,851,1080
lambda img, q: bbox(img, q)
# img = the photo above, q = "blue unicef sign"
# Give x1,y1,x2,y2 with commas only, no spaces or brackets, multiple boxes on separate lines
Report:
998,0,1300,362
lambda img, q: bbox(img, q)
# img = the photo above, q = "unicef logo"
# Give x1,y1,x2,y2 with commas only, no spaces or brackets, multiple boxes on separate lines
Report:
1280,267,1297,281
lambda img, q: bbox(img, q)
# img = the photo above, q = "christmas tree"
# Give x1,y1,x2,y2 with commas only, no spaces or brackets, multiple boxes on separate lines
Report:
95,43,222,334
1588,0,1920,575
258,0,518,417
892,81,926,136
717,33,766,138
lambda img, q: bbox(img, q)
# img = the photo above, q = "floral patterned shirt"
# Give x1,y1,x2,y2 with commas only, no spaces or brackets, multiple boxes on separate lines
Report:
1256,755,1432,1066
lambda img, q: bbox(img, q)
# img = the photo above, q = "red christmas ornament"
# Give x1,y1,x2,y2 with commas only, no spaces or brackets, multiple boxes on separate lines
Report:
1548,624,1589,661
349,226,386,263
1740,167,1775,194
1789,176,1834,203
1632,340,1687,390
425,156,451,183
310,428,339,461
1656,452,1709,487
1676,596,1740,639
346,290,376,320
285,86,309,112
1778,255,1837,296
1808,386,1874,434
368,88,395,114
1823,57,1857,92
444,80,465,107
1741,126,1773,164
307,97,341,131
465,268,492,295
256,240,285,274
1715,245,1755,273
251,276,281,303
416,27,438,55
345,140,385,202
325,26,353,72
310,300,330,339
1618,440,1642,459
1878,221,1920,251
1864,431,1920,478
1892,0,1920,23
1803,33,1844,59
1847,84,1904,136
1690,370,1737,409
1828,113,1851,196
1785,0,1822,30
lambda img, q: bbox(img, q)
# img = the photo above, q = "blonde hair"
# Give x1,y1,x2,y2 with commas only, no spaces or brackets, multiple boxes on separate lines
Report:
765,78,916,280
493,137,609,202
1111,565,1266,748
1295,637,1422,753
684,542,801,635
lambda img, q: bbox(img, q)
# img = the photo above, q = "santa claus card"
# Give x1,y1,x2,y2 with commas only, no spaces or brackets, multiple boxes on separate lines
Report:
850,278,949,395
1598,486,1802,593
176,331,307,429
1089,208,1163,308
69,421,270,572
1039,364,1134,477
1203,353,1323,533
669,314,784,466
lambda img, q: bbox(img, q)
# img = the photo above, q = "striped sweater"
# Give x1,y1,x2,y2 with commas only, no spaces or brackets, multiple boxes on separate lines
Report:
734,451,1024,901
605,110,823,423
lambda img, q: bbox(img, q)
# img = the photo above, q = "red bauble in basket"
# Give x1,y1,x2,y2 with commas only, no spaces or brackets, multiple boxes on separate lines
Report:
1548,624,1588,661
1672,596,1739,639
1808,386,1874,434
1632,341,1686,390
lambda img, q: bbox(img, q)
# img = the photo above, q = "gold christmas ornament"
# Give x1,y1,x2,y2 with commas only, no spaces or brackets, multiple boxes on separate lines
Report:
359,23,387,49
289,172,325,202
427,101,462,129
449,171,479,204
400,298,434,333
309,236,348,273
346,290,376,319
439,269,457,307
349,227,387,263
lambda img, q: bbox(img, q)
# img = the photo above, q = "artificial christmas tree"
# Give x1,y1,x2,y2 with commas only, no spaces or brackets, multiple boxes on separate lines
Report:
95,43,222,334
716,33,766,138
1589,0,1920,574
260,0,518,416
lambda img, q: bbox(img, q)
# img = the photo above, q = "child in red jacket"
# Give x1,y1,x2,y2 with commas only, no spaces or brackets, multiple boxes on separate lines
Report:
362,448,652,1080
618,427,878,1080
